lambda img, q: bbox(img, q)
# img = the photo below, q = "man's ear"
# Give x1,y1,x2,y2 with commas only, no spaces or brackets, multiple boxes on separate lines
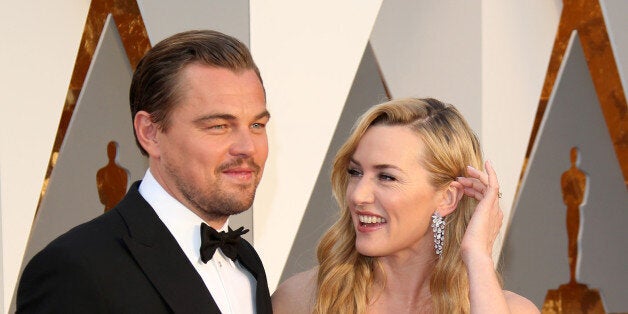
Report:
134,111,160,157
437,181,464,217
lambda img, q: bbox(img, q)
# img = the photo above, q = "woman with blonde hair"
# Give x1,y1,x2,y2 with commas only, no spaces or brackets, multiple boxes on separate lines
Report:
272,98,538,313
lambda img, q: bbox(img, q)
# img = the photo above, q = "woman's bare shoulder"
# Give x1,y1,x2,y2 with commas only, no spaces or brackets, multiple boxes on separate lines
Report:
272,268,318,314
504,290,540,314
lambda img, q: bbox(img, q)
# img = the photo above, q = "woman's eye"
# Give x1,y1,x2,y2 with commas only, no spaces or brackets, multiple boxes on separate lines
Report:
347,168,362,177
379,173,396,181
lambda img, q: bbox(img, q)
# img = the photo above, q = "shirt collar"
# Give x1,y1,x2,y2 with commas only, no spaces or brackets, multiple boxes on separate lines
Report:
138,169,232,265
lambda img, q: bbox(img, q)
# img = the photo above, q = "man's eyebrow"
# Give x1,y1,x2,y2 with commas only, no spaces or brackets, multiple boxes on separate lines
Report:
255,110,271,120
193,114,236,124
193,110,271,124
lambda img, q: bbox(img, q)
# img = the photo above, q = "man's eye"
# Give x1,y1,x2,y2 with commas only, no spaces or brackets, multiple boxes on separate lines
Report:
251,123,266,129
208,124,227,130
347,168,362,177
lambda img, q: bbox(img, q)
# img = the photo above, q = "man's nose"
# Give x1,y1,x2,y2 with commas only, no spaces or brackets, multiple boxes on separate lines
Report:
230,129,256,157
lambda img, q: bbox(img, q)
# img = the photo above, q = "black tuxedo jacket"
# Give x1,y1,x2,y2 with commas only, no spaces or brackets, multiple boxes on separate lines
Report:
17,181,272,314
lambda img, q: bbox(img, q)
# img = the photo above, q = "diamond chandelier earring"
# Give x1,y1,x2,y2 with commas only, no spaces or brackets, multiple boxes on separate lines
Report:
431,212,445,256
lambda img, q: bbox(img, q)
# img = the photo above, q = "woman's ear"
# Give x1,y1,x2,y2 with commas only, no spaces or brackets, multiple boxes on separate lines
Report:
134,111,160,157
437,181,464,217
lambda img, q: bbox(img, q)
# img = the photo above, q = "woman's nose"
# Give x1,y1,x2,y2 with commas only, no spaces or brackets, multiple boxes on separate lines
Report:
348,177,374,206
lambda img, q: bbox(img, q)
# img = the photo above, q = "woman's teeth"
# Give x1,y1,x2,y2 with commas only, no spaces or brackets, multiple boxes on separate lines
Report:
358,215,387,224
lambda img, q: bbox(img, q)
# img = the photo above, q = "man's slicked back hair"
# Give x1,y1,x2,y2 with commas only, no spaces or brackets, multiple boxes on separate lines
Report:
129,30,262,155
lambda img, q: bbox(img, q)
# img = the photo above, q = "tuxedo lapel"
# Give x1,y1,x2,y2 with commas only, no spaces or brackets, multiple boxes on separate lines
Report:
116,183,221,314
236,239,273,314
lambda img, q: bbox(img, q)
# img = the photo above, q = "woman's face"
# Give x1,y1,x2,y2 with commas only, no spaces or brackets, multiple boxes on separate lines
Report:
347,125,442,258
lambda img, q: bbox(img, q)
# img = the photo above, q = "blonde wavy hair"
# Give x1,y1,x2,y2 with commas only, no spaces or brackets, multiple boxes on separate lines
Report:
314,98,484,314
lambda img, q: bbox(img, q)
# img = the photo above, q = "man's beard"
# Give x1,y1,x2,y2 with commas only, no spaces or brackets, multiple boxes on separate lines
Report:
166,158,261,220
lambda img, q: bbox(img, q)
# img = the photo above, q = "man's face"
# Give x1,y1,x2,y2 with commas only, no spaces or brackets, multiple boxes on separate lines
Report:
150,64,269,226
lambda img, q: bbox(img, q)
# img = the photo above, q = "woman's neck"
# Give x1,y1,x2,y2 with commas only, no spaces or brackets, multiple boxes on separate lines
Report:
368,248,438,313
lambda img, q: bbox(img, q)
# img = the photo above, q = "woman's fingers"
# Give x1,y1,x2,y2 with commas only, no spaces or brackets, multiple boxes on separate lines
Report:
484,161,503,242
462,186,484,200
457,165,488,201
457,176,486,193
460,160,505,260
484,160,501,205
456,161,502,205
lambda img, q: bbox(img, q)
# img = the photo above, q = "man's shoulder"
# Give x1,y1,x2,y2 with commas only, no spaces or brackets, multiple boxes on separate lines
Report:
32,208,125,261
44,180,147,251
17,205,156,313
18,205,140,306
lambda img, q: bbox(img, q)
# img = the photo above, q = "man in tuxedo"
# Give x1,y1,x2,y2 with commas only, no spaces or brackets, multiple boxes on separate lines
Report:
17,30,272,314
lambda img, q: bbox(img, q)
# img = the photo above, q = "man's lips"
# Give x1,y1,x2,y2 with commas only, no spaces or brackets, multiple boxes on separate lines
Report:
217,158,261,183
223,167,254,173
222,168,255,180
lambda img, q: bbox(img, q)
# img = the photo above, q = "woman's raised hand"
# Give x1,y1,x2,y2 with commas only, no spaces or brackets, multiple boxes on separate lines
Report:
456,160,503,262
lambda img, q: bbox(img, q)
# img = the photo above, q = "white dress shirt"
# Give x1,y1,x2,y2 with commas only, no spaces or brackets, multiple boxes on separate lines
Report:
139,170,256,314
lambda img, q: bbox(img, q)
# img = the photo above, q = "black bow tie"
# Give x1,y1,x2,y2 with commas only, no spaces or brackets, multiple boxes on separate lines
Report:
200,223,249,263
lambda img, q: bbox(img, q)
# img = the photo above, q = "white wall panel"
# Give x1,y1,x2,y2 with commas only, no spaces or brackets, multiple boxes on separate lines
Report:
250,0,383,290
0,0,90,310
370,0,482,133
482,1,561,255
